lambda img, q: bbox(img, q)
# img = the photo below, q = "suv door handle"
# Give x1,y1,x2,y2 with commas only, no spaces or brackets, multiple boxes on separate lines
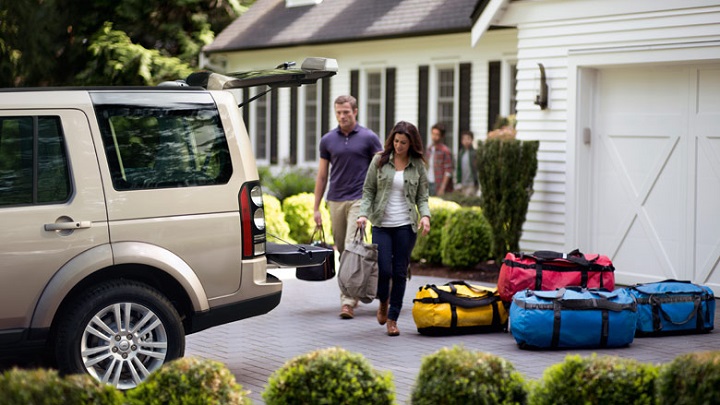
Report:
44,221,92,231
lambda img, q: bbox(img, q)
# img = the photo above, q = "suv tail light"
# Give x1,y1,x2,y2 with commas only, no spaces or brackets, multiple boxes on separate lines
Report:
239,181,266,259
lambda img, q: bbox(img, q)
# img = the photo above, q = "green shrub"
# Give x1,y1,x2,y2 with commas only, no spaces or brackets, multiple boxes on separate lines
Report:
440,207,493,267
657,351,720,405
263,193,295,244
477,139,539,260
282,192,332,244
441,191,483,207
0,368,123,405
411,197,461,265
262,167,317,202
529,354,658,405
411,345,527,405
263,347,395,405
125,357,250,405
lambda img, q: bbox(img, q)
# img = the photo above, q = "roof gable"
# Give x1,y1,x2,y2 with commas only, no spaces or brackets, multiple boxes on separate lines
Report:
206,0,479,53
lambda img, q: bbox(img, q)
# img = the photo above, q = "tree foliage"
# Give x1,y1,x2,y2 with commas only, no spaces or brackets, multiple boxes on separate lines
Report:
0,0,254,87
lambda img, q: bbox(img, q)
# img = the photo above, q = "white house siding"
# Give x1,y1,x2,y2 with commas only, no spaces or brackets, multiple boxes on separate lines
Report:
494,0,720,274
213,30,517,168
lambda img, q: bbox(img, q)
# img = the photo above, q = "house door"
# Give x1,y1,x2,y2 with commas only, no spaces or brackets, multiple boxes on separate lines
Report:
590,64,720,288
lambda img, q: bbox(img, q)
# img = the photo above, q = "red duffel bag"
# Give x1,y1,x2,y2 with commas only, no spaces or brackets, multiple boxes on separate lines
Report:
498,249,615,302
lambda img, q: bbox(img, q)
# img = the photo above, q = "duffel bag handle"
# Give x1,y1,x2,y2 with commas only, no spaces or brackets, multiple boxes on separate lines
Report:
528,249,592,267
427,285,498,308
651,295,702,326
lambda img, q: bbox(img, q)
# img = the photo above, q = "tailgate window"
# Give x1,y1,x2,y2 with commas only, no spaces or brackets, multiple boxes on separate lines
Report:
92,92,232,191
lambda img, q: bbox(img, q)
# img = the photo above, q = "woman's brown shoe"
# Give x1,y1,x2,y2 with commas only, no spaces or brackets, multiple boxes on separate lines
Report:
377,300,389,325
387,320,400,336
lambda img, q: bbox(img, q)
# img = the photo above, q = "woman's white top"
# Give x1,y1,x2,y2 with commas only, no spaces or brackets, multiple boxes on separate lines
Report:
381,170,412,227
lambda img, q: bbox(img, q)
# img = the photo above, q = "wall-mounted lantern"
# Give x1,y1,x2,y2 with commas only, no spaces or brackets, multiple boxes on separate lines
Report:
534,63,548,110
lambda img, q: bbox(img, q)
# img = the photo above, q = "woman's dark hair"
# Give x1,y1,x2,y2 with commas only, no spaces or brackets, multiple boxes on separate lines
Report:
377,121,426,167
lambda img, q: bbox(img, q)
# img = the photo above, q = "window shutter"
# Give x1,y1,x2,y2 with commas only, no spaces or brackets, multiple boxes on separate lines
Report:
270,89,278,164
350,69,359,122
488,61,501,132
321,77,331,136
418,65,429,143
459,62,471,133
385,67,396,134
290,87,298,165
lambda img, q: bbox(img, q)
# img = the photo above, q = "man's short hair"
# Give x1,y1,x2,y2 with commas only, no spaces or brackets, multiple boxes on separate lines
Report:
431,122,446,137
334,95,357,110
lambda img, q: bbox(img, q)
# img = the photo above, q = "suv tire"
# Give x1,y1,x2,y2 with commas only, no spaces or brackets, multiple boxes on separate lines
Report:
54,280,185,390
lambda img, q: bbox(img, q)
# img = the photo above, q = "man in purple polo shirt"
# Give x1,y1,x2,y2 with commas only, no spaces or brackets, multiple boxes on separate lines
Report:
314,95,383,319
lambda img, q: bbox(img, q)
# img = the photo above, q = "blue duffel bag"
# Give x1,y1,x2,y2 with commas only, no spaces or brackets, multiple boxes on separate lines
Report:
510,287,637,349
626,280,715,336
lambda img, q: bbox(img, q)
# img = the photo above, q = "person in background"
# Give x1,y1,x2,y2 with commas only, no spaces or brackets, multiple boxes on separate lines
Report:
426,123,453,196
455,130,478,196
357,121,431,336
314,95,383,320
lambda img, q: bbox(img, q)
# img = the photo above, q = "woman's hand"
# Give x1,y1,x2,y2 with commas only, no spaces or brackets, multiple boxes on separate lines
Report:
356,216,368,230
419,216,430,236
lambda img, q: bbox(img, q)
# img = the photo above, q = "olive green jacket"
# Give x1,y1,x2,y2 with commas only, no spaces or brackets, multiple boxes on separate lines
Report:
358,153,431,233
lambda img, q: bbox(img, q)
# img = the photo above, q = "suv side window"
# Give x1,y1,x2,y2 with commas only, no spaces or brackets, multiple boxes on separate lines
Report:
94,94,232,191
0,116,70,206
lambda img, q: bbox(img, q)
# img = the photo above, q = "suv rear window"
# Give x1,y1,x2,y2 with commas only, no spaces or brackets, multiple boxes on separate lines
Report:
92,92,232,191
0,116,70,206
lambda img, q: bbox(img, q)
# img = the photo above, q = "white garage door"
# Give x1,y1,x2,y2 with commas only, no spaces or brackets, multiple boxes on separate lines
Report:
591,64,720,288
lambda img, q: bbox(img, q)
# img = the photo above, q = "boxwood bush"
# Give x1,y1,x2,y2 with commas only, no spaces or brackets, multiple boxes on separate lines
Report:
529,354,658,405
282,192,332,244
261,167,317,202
125,357,250,405
411,345,527,405
440,207,493,267
411,197,461,265
264,193,295,244
656,351,720,404
263,347,395,405
0,368,123,405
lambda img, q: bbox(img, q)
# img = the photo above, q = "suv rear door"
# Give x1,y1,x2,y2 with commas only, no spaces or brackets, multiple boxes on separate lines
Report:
0,108,109,343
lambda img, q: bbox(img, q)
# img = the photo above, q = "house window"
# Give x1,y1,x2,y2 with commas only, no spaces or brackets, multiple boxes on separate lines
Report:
437,67,455,151
253,87,269,162
365,71,383,137
509,63,518,115
303,83,319,162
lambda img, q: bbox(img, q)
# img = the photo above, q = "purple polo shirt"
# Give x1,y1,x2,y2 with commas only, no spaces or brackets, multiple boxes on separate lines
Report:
319,124,382,201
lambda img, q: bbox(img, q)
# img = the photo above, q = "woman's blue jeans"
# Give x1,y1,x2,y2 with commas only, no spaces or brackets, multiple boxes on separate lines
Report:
372,225,417,321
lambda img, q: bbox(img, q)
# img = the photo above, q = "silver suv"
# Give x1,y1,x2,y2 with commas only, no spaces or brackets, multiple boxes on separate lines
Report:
0,58,334,389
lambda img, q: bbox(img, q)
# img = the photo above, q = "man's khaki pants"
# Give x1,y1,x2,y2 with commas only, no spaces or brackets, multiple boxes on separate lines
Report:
328,199,361,307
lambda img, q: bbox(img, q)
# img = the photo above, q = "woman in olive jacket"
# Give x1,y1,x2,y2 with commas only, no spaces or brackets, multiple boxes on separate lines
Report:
357,121,431,336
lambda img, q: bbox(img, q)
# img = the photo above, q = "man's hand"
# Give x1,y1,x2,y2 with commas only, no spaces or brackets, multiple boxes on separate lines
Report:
314,210,323,226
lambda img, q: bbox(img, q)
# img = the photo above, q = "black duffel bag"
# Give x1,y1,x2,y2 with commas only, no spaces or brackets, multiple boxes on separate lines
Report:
296,226,335,281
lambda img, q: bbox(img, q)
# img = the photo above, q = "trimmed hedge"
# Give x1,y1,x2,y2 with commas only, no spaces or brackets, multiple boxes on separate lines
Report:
411,345,527,405
0,368,123,405
263,347,394,405
282,192,333,244
411,197,461,265
125,357,250,405
440,207,493,267
529,354,658,405
656,351,720,405
263,193,295,244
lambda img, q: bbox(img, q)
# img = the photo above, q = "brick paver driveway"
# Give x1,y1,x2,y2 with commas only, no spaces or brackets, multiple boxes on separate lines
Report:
187,270,720,404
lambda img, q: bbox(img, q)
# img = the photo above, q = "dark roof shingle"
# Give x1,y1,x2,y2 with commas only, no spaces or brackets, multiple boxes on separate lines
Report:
206,0,479,53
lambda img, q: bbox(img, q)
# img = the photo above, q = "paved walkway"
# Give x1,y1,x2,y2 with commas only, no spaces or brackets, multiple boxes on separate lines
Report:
186,270,720,404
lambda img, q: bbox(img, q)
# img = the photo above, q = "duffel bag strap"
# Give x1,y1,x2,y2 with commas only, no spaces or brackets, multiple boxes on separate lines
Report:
650,295,702,329
428,285,498,308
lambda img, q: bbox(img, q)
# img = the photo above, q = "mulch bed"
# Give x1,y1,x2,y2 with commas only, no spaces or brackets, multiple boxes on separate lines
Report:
409,261,500,284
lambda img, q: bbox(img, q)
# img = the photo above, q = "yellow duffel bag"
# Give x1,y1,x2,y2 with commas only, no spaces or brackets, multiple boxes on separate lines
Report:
412,281,508,336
